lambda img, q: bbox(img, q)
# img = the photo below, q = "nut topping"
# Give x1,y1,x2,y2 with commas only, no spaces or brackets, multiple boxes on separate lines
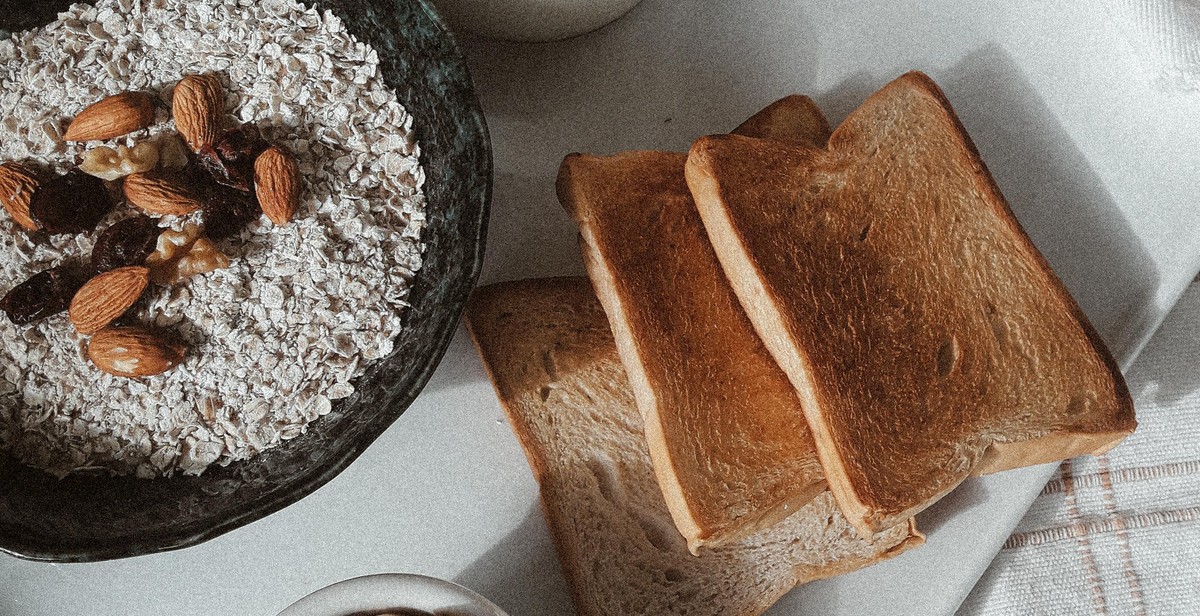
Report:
3,71,305,398
145,223,202,267
69,266,151,334
0,162,42,231
124,171,206,216
173,74,225,151
80,141,160,181
254,145,300,225
145,224,229,284
170,238,230,283
87,326,185,377
63,91,156,142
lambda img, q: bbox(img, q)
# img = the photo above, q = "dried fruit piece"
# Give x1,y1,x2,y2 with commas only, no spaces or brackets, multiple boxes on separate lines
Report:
80,141,160,181
29,170,115,235
201,181,260,239
254,145,301,225
69,266,150,335
1,265,87,325
0,162,42,231
87,326,185,377
124,171,205,216
197,124,268,192
173,74,225,151
63,91,156,142
91,215,160,272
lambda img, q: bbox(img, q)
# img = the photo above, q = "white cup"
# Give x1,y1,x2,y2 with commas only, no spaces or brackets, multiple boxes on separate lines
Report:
430,0,644,42
277,573,508,616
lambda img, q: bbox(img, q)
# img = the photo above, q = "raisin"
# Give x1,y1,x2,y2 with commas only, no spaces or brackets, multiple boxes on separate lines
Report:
196,124,268,192
91,215,161,272
201,181,261,240
29,170,115,235
1,265,88,325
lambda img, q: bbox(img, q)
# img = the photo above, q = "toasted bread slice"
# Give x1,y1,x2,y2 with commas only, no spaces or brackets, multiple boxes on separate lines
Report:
465,277,922,616
685,71,1136,535
732,95,833,148
556,96,834,552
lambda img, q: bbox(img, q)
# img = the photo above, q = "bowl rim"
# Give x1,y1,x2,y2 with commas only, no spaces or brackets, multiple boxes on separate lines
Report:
0,0,492,562
276,573,508,616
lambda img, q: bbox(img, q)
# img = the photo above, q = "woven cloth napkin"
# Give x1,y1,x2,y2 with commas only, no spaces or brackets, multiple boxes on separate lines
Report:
1103,0,1200,91
960,280,1200,614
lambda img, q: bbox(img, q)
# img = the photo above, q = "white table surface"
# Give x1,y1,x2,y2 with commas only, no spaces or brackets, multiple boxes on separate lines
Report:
6,0,1200,614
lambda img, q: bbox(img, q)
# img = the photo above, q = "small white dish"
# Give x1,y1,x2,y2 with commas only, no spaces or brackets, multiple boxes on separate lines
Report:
277,573,508,616
431,0,644,42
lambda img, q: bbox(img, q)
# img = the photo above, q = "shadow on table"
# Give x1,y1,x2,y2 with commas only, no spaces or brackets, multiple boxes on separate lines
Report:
1123,283,1200,406
453,504,575,616
459,0,821,155
417,322,489,395
916,476,992,536
476,172,585,286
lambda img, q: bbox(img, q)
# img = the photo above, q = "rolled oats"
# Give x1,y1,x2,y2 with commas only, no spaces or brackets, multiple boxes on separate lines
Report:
0,0,426,477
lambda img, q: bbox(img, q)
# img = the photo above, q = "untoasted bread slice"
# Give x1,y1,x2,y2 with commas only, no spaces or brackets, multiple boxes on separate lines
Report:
556,96,834,552
465,277,922,616
685,71,1136,535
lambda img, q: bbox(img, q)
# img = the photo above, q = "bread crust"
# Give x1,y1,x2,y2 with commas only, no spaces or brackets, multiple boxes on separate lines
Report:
687,72,1136,534
555,97,838,552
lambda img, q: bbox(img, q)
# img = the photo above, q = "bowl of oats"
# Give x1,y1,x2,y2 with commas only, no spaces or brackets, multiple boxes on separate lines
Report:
0,0,489,561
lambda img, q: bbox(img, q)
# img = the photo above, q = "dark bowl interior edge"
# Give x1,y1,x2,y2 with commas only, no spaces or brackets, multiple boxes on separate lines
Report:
0,0,491,562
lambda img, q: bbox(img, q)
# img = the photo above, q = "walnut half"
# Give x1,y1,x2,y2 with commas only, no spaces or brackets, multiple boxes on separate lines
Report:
79,133,189,181
146,224,230,284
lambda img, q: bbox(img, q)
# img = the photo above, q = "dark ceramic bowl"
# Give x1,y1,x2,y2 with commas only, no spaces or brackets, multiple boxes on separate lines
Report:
0,0,490,561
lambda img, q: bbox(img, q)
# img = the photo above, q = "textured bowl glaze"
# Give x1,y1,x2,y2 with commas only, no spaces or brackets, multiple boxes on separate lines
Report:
0,0,491,561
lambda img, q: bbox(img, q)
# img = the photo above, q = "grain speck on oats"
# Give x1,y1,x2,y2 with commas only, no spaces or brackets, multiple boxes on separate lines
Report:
0,0,427,477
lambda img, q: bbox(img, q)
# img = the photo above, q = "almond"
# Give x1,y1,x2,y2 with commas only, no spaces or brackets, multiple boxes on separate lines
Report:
63,92,156,142
87,326,185,377
124,172,204,216
69,266,150,334
0,162,42,231
173,74,225,151
253,145,300,225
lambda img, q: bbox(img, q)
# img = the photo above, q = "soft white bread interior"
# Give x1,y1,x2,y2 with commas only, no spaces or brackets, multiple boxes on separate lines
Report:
685,71,1136,535
465,277,922,616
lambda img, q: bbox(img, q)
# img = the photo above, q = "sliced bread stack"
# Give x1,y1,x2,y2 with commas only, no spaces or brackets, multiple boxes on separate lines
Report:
465,71,1135,615
467,278,919,616
555,95,833,553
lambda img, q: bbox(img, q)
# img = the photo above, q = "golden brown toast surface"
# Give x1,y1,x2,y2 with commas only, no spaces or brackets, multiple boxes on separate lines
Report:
686,72,1136,533
556,96,833,551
